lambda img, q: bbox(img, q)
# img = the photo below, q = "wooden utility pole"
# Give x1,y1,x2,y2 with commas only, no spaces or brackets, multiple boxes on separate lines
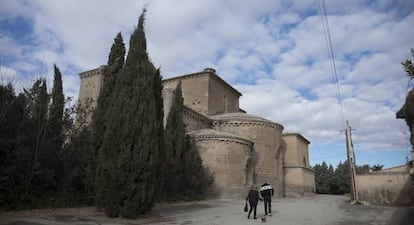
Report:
345,120,359,201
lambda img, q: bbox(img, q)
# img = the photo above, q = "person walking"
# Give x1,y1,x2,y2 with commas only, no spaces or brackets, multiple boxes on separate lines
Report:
260,181,274,216
245,184,262,219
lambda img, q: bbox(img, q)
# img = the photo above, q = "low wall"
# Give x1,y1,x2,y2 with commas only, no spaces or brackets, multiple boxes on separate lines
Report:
356,171,414,206
284,166,315,197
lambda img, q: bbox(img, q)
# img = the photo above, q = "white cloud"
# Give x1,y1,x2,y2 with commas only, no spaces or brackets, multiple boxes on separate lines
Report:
0,66,21,83
1,0,413,168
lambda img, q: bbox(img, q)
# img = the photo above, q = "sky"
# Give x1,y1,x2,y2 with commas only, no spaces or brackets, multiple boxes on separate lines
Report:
1,0,413,169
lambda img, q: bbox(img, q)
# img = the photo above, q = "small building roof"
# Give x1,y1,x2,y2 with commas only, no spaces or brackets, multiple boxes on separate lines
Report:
162,68,242,97
282,133,311,144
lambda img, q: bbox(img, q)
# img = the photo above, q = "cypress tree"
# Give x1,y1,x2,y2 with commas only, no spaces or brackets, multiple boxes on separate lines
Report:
165,82,186,157
93,32,125,209
162,82,213,199
97,9,164,218
48,65,64,145
45,65,65,190
183,141,213,196
163,82,187,197
152,68,166,201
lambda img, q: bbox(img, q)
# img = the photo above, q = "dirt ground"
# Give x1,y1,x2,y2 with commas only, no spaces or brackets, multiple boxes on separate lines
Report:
0,201,212,225
0,205,168,225
0,195,413,225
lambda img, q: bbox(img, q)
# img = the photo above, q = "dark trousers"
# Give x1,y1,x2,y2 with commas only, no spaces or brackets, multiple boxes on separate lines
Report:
264,196,272,215
248,202,257,218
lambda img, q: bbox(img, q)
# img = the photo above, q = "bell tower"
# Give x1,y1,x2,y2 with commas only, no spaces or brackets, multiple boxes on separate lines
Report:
75,65,105,128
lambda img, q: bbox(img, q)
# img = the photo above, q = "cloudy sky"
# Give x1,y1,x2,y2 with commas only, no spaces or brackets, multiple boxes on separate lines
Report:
1,0,413,169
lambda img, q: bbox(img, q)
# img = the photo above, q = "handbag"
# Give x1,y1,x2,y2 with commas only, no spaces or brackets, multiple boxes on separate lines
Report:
244,201,248,212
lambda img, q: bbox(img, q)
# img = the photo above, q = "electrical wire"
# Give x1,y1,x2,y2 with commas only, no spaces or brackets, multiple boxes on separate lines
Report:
318,0,346,126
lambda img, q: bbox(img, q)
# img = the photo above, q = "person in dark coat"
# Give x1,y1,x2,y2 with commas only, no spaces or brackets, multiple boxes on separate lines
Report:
260,181,274,216
245,184,262,219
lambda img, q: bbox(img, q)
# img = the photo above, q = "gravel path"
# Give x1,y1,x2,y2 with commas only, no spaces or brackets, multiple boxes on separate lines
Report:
1,195,413,225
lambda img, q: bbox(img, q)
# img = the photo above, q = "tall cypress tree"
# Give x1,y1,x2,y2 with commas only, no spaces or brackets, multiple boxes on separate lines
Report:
45,65,65,190
163,82,186,197
93,32,125,209
97,9,164,218
162,82,213,199
165,82,186,157
48,65,64,145
152,68,166,201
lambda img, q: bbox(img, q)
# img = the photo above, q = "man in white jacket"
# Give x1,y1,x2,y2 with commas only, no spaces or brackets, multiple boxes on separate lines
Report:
260,181,274,216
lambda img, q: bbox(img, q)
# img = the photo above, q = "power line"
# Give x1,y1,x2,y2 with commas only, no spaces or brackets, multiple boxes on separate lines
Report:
318,2,358,202
318,0,345,126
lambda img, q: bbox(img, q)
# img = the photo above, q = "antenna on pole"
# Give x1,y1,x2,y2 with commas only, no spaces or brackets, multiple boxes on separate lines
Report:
345,120,358,202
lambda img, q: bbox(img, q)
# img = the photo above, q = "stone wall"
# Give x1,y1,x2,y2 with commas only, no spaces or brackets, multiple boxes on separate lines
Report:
207,73,240,115
211,113,285,197
183,106,211,131
283,133,310,167
76,66,105,127
356,169,414,205
189,129,253,198
284,166,315,197
162,68,241,117
282,133,315,197
163,73,210,115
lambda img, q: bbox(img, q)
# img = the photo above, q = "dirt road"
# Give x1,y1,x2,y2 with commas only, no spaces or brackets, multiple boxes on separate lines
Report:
1,195,413,225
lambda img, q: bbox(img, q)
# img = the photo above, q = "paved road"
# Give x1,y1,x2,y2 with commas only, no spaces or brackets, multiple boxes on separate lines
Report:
1,195,413,225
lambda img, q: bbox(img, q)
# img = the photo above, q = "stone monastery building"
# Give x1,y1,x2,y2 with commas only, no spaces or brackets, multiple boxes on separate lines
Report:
77,66,315,198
